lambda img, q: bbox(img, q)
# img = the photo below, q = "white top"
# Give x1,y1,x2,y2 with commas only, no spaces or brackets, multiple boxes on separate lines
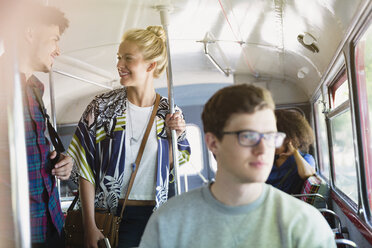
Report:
120,100,157,200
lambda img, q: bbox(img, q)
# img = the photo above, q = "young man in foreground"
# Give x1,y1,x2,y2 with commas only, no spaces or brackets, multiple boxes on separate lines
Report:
139,84,336,247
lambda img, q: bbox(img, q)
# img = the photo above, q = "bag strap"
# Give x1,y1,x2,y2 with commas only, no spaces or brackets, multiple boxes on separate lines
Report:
118,93,160,219
32,87,65,153
67,192,80,212
277,162,295,189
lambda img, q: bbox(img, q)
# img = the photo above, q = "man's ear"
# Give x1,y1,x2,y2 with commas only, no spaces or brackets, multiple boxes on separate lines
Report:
147,61,156,72
205,132,219,156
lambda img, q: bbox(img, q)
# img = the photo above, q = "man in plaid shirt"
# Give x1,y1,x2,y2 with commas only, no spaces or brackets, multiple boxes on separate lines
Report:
16,2,73,247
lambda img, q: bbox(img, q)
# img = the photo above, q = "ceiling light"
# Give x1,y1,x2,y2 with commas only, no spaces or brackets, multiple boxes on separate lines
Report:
297,66,309,79
303,32,316,45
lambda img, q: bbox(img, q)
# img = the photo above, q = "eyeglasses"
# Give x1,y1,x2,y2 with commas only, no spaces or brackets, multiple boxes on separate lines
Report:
222,130,286,148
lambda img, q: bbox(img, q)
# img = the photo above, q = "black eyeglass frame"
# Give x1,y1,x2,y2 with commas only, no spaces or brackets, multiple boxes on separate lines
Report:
221,130,286,148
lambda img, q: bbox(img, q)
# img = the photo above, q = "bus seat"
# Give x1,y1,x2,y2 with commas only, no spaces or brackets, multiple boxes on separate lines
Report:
314,175,331,208
292,193,328,208
318,208,343,234
318,208,351,244
292,174,330,208
294,178,353,245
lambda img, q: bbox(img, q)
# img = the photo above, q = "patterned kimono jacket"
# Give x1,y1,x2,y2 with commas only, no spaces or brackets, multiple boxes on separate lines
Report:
67,87,191,212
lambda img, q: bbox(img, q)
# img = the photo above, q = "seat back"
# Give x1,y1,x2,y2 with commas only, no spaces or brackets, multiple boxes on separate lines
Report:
313,175,330,208
299,175,321,204
295,174,330,209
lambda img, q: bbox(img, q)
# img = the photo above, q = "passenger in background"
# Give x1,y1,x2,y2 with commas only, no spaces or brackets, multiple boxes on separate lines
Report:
266,109,316,194
139,84,336,248
68,26,190,248
8,2,72,247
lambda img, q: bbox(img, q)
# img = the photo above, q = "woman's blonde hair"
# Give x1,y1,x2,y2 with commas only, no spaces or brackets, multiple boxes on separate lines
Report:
121,26,167,78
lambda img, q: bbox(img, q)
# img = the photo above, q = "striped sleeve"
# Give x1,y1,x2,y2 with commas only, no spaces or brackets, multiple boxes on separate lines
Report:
177,139,191,165
67,109,96,186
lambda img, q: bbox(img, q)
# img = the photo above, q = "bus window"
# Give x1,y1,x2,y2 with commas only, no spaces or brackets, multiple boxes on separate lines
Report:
355,23,372,215
179,124,204,177
330,109,358,203
314,95,331,180
57,124,78,211
329,69,349,109
332,80,349,108
328,67,359,204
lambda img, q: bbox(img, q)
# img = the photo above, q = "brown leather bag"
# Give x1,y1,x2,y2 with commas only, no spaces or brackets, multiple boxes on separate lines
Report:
65,205,120,247
64,94,160,248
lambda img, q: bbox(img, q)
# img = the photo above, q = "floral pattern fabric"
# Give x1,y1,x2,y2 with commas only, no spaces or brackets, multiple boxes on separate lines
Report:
68,87,190,212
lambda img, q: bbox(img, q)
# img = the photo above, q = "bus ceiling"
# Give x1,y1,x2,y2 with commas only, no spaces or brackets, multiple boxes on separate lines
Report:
35,0,368,124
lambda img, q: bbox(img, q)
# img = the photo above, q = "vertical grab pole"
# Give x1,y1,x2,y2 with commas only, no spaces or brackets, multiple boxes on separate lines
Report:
6,42,31,248
49,71,61,200
158,6,182,196
49,72,57,128
46,0,62,203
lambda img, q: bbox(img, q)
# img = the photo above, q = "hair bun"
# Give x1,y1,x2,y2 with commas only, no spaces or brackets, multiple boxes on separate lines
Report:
147,26,166,42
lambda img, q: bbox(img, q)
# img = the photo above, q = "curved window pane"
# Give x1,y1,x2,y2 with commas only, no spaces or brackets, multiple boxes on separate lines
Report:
333,81,349,108
331,110,358,203
179,124,204,176
356,22,372,215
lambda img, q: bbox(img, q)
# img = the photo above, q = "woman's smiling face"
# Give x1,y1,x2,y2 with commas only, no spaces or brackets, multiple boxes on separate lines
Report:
116,40,153,87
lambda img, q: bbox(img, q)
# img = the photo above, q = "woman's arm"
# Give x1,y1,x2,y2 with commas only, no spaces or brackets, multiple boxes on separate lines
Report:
292,149,316,180
80,177,104,248
281,141,316,180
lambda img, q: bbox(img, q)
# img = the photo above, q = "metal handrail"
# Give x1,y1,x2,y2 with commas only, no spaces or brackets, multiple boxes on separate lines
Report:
158,5,182,195
292,193,328,208
335,239,358,248
318,208,343,235
6,45,31,248
48,71,62,201
53,70,114,90
203,42,230,77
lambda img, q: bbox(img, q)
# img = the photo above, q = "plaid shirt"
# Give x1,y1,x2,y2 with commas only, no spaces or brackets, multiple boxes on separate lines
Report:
22,74,64,243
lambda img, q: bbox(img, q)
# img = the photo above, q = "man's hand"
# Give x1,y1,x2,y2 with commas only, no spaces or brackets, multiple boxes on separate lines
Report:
50,151,73,180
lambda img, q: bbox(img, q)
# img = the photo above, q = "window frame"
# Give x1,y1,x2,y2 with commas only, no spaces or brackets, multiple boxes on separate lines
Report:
326,60,361,212
352,20,372,224
329,67,348,109
311,5,372,237
313,93,331,180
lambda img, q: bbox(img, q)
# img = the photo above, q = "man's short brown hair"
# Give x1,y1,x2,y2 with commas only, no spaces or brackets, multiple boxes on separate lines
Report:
202,84,275,140
21,1,69,34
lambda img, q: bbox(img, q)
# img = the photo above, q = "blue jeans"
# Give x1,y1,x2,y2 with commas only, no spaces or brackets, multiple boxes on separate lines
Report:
117,205,154,248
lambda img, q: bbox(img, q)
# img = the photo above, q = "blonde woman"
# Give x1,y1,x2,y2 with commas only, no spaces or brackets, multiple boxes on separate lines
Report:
68,26,191,248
